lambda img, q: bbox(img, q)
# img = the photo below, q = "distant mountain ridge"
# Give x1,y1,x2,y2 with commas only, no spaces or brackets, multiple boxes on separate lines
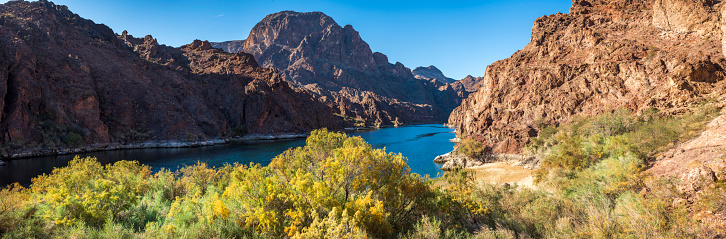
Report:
214,11,464,125
450,75,484,96
412,65,456,84
210,40,246,54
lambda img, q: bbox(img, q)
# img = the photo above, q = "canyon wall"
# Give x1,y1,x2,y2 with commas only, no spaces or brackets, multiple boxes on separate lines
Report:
0,0,340,156
449,0,726,154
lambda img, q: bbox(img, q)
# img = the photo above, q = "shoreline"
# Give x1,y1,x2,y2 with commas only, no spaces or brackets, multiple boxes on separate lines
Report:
1,123,451,161
1,133,310,161
433,150,539,171
433,149,539,188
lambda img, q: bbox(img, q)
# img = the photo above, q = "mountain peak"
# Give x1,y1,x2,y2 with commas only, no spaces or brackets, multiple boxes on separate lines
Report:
242,11,342,61
412,65,455,84
239,10,465,125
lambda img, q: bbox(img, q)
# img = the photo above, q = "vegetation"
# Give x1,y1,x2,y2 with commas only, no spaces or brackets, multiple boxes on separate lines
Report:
335,113,368,128
455,138,487,159
64,133,84,147
528,107,718,182
0,129,480,238
232,125,247,137
0,104,723,238
34,118,86,148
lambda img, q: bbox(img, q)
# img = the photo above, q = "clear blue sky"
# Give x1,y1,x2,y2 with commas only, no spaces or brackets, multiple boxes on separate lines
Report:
3,0,572,79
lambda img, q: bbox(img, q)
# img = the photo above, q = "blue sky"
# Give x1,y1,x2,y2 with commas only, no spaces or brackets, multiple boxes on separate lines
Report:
3,0,572,79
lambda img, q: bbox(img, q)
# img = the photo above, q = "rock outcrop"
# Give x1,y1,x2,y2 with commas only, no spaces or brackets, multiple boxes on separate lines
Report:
210,40,246,54
449,0,726,154
434,152,485,171
235,11,463,126
0,0,340,157
413,65,456,84
652,0,720,36
646,108,726,229
450,75,485,97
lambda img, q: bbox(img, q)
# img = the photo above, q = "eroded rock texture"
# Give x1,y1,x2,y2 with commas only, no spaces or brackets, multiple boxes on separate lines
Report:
233,11,463,125
413,65,456,84
449,0,726,154
210,40,246,55
0,0,340,155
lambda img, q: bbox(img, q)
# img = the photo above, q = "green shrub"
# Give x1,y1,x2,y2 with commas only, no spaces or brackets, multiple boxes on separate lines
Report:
533,105,719,183
456,138,487,159
64,132,84,147
233,125,247,137
31,156,151,227
3,117,720,238
0,184,27,235
222,129,435,238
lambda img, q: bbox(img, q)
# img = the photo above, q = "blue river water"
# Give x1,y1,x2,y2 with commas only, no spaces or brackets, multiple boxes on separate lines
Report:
0,124,455,186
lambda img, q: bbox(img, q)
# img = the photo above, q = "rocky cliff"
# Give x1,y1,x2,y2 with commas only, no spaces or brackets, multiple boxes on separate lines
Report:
210,40,246,54
236,11,463,125
0,0,340,157
450,75,485,99
413,65,456,84
449,0,726,154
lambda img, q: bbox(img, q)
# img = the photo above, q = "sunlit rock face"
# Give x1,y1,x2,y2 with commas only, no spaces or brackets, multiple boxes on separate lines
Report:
449,0,726,154
239,11,464,126
0,0,340,153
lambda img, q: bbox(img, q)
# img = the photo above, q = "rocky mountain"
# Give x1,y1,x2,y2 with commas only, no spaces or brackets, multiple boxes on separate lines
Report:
412,66,485,99
449,0,726,154
231,11,463,125
0,0,340,157
452,75,484,93
413,65,456,84
210,40,246,54
449,75,485,98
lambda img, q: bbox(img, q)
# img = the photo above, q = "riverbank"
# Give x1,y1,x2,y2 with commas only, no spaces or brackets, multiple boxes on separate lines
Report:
1,133,309,160
471,162,535,188
1,124,452,160
434,150,539,171
2,124,455,186
434,150,539,187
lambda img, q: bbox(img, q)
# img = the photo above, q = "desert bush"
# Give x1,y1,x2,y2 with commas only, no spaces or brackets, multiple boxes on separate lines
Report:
30,156,151,227
294,207,368,239
0,183,28,235
3,116,721,238
456,138,487,159
222,129,435,238
522,106,721,237
533,106,719,183
64,132,84,147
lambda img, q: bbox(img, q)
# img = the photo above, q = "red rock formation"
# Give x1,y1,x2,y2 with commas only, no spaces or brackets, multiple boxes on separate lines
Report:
237,11,463,126
450,75,485,98
646,107,726,229
413,65,456,84
449,0,726,154
0,0,340,156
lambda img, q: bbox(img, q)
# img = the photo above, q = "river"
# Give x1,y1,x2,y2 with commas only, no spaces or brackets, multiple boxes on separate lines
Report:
0,124,455,186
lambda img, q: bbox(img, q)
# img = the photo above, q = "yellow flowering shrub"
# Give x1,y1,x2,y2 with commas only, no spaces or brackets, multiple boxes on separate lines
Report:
222,129,434,238
30,156,150,227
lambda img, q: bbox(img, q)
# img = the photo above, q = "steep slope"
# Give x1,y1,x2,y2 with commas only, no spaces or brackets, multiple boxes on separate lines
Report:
413,65,456,84
450,75,485,98
210,40,246,54
0,0,340,157
238,11,463,125
449,0,726,154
